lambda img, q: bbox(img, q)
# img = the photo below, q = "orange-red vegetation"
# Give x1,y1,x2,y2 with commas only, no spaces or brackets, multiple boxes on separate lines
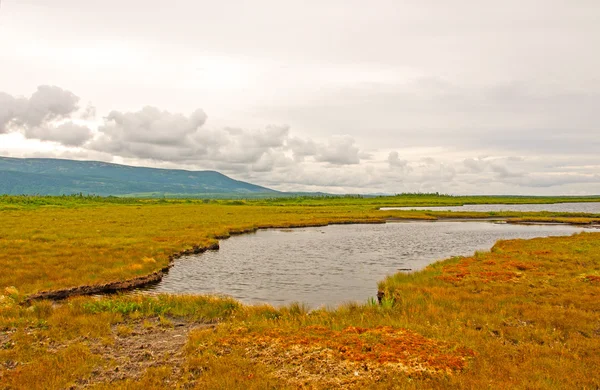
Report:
585,275,600,283
218,325,475,375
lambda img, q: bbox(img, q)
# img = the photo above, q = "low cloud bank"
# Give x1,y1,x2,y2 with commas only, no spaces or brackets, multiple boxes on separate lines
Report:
1,86,92,146
1,85,599,195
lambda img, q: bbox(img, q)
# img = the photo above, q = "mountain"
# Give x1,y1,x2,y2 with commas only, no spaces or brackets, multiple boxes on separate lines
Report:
0,157,280,197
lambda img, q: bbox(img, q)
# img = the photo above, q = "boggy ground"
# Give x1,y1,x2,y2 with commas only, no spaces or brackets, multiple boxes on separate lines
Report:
1,195,599,296
1,195,600,388
0,232,598,388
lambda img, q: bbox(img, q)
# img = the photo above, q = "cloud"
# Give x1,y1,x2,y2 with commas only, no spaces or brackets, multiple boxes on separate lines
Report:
387,151,412,178
388,151,406,167
420,157,436,166
489,163,525,179
0,85,93,145
288,136,362,165
462,156,526,179
417,161,457,183
24,121,93,147
314,136,360,165
98,106,207,147
209,125,290,164
0,92,28,133
463,157,486,173
89,106,294,167
2,84,599,195
261,78,600,156
287,137,318,162
88,103,365,168
79,104,97,120
505,173,600,188
251,150,294,173
24,85,80,127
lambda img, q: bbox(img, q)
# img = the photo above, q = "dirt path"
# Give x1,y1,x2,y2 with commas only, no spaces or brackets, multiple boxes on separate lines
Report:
73,318,214,388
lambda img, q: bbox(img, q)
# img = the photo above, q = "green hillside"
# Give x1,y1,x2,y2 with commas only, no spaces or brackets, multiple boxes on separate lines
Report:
0,157,280,197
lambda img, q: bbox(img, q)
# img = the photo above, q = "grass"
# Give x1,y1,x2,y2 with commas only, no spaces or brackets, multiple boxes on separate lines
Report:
2,193,600,210
1,195,599,296
378,232,600,388
0,195,599,388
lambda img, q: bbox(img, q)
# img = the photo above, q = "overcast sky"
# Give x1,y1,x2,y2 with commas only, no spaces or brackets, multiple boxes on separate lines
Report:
1,0,599,194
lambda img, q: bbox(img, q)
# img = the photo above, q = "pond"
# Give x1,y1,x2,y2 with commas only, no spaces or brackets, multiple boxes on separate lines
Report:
379,202,600,213
145,221,588,308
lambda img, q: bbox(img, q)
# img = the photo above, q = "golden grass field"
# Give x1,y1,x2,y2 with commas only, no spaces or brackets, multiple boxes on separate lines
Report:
1,195,599,389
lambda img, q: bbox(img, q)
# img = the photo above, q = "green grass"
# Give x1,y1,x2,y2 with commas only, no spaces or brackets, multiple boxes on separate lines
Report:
2,193,600,210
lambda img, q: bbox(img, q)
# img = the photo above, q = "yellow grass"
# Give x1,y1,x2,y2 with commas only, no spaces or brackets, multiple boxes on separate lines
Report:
1,197,599,388
1,200,598,296
0,203,391,294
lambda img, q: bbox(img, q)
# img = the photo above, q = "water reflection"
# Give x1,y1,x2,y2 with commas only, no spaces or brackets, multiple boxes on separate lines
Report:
147,222,586,308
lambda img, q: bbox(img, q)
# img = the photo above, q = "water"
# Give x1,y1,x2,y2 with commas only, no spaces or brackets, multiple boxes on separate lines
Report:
380,202,600,213
146,221,587,308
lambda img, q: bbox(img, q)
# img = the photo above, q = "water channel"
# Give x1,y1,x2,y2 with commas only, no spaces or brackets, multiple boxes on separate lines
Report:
380,202,600,213
146,221,588,308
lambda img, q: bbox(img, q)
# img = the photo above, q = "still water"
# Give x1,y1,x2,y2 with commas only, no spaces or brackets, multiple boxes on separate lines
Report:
380,202,600,213
146,221,587,308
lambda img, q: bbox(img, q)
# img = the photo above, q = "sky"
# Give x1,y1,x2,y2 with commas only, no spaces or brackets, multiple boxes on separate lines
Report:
0,0,599,195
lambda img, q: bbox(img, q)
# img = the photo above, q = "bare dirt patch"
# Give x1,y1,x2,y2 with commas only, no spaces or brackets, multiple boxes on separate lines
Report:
73,317,214,388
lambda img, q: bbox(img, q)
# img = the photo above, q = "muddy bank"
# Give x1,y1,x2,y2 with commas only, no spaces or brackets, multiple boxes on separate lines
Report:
24,243,220,303
23,220,383,302
24,217,596,303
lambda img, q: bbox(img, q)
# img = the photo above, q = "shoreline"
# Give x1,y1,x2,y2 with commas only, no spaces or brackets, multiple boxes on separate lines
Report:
23,217,599,303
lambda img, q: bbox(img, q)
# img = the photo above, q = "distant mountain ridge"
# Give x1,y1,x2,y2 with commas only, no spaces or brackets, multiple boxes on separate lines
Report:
0,157,280,197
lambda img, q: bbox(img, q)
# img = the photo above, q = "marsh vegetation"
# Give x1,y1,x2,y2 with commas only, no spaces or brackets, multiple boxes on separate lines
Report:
1,195,599,389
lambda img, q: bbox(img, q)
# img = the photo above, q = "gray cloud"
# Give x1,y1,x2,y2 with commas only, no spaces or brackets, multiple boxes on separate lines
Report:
0,85,93,146
260,78,600,156
2,84,599,195
211,125,290,164
287,137,318,162
505,173,600,188
24,121,93,147
99,106,207,147
462,157,527,180
88,104,366,168
80,104,97,120
490,163,525,179
251,150,294,173
2,0,600,195
463,158,486,173
387,151,411,177
0,92,27,133
288,136,365,165
24,85,80,127
90,106,294,167
314,136,360,165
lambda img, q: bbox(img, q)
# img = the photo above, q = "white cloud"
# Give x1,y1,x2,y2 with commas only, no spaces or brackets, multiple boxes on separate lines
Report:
24,85,80,127
24,121,93,147
287,137,318,162
0,86,94,146
463,158,486,173
1,83,600,195
314,136,360,165
85,102,368,169
97,106,207,147
0,92,27,133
